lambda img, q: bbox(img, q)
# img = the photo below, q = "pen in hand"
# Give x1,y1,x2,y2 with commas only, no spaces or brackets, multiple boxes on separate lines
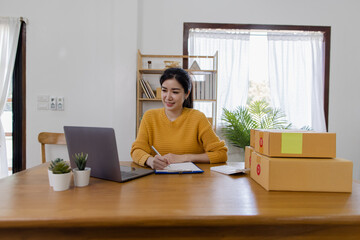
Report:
151,146,171,168
151,146,161,156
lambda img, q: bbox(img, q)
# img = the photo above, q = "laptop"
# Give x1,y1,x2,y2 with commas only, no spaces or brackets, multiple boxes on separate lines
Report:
63,126,154,182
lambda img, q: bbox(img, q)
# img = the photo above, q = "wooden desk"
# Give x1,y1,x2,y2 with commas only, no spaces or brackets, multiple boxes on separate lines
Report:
0,162,360,239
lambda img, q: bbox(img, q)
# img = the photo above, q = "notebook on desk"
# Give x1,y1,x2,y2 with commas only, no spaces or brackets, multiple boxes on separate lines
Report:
155,162,204,174
64,126,154,182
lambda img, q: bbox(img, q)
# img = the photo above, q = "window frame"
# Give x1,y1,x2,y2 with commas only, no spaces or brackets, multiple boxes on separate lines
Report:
183,23,331,131
12,20,26,173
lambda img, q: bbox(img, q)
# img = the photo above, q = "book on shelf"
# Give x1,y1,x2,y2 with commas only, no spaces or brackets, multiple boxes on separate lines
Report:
192,78,196,99
193,74,215,100
200,80,205,99
140,78,155,99
140,78,150,98
196,80,201,100
144,80,156,98
205,75,210,100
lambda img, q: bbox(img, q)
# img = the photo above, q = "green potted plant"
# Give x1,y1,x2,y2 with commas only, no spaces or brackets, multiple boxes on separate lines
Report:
221,100,291,149
72,152,91,187
51,160,72,191
47,158,64,187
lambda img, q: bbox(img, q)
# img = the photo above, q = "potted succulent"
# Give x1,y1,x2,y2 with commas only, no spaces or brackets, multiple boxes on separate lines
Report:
72,152,91,187
48,158,64,187
51,160,72,191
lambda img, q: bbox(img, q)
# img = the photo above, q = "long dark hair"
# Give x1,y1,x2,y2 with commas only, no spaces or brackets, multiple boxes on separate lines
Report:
160,68,193,108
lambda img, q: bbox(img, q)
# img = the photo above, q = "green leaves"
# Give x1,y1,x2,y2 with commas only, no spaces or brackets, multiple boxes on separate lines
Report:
73,152,88,171
222,107,251,149
49,158,64,171
51,160,71,174
222,100,292,149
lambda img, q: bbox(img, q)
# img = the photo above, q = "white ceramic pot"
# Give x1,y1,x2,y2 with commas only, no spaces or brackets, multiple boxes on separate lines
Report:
52,172,72,191
48,169,54,187
73,167,91,187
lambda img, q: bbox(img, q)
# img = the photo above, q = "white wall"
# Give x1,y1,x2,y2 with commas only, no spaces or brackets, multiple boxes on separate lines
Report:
0,0,138,167
1,0,359,180
138,0,360,180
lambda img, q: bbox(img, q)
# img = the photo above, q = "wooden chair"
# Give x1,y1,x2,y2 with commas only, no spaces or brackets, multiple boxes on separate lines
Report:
38,132,66,163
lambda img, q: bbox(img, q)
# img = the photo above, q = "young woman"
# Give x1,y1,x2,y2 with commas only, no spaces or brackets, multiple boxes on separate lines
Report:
131,68,227,170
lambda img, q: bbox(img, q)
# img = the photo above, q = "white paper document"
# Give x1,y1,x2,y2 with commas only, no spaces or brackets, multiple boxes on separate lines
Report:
210,163,250,175
155,162,203,174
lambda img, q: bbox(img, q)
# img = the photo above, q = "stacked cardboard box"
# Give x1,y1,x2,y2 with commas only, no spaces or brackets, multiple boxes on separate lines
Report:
244,129,256,177
245,129,353,192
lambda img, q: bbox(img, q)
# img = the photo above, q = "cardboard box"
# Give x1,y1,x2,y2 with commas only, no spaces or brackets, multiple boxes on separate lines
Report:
250,152,353,192
250,129,256,148
254,130,336,158
244,146,254,171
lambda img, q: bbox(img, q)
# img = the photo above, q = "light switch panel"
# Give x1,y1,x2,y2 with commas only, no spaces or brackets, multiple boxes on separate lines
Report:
50,96,57,110
37,95,50,102
37,102,49,110
57,97,64,111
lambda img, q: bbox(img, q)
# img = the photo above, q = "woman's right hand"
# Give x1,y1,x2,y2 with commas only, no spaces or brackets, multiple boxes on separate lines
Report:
146,156,169,170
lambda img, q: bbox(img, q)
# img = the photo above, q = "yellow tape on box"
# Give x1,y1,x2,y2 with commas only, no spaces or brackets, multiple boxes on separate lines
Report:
254,129,336,158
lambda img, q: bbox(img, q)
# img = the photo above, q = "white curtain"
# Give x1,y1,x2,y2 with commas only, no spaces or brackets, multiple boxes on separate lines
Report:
188,29,250,127
0,17,21,178
267,31,326,132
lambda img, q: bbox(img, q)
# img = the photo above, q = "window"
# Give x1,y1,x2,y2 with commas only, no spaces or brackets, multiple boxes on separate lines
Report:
0,18,26,176
12,20,26,173
183,23,330,131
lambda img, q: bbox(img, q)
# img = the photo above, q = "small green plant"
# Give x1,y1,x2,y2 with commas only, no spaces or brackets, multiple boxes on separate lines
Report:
51,161,71,174
49,158,64,171
73,152,88,171
222,100,291,149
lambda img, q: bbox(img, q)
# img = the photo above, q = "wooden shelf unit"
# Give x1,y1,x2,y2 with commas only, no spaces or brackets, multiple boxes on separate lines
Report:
136,50,218,135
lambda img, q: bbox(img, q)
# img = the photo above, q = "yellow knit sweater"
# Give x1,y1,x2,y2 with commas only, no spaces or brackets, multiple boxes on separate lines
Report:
131,108,228,166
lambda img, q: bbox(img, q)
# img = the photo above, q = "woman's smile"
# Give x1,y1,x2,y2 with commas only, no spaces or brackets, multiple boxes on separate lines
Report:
161,78,190,121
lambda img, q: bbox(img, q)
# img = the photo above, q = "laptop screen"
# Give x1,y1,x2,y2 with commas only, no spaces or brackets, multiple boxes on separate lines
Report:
64,126,123,182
